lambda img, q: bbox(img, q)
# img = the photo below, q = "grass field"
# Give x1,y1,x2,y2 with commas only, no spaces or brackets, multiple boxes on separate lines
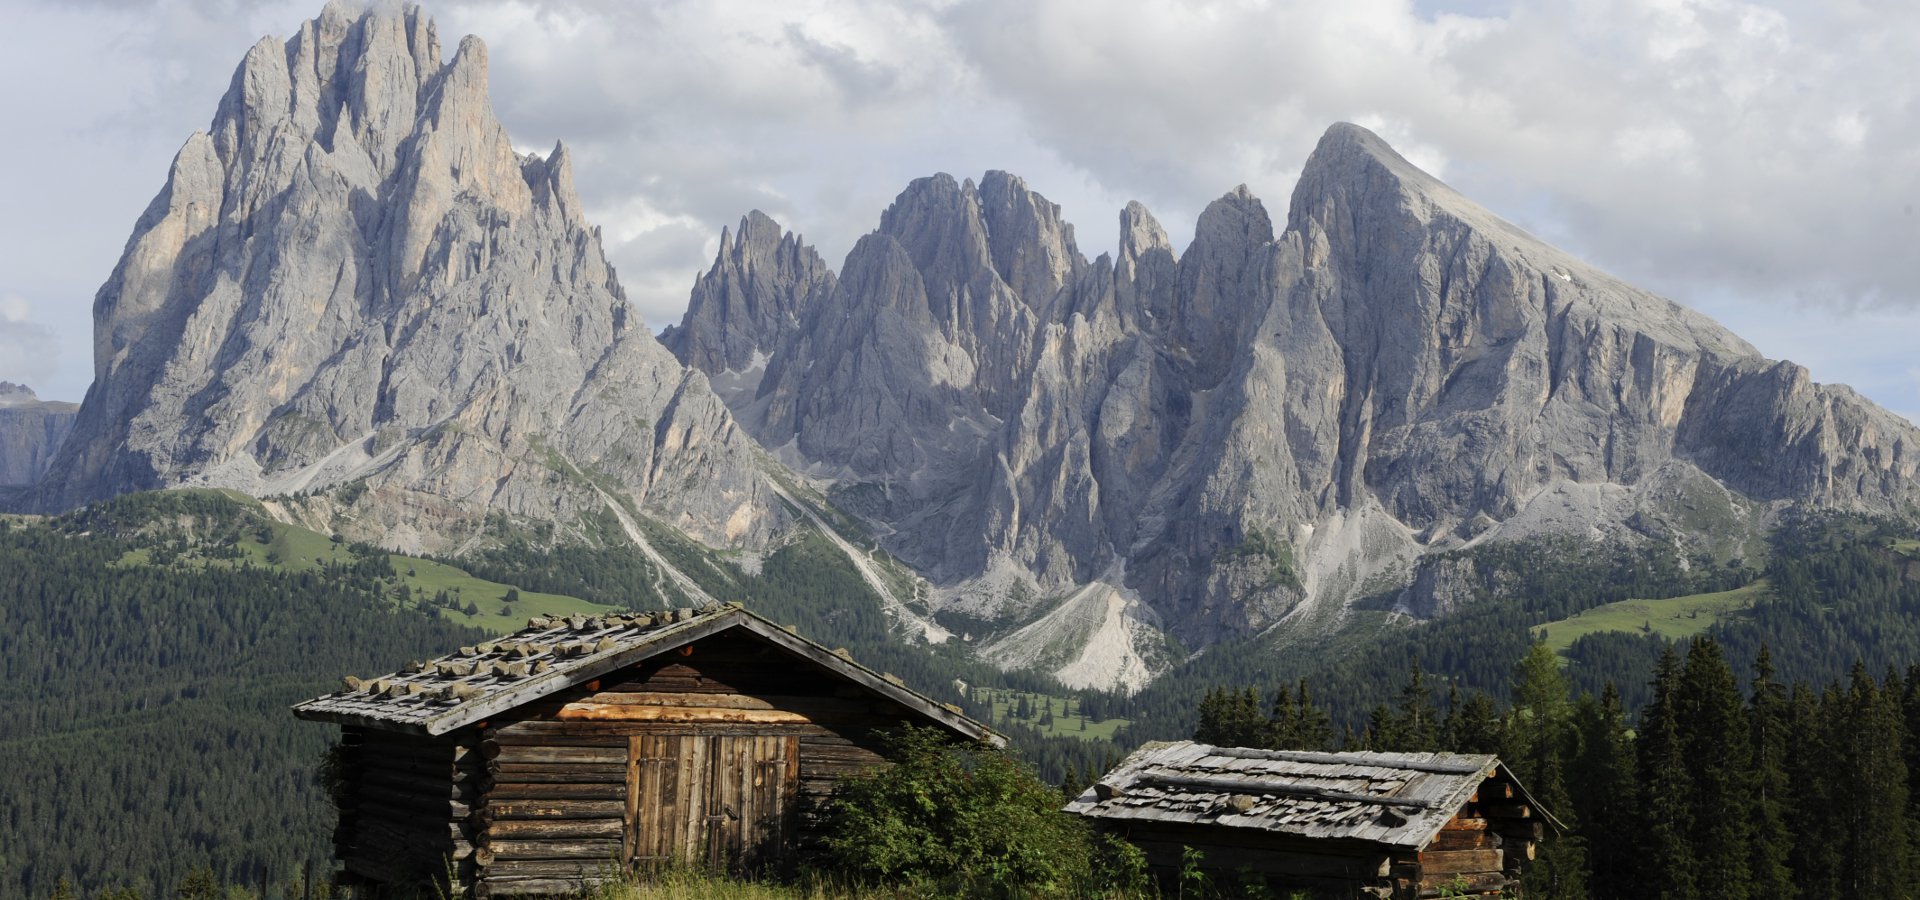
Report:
119,510,612,633
1893,539,1920,558
969,687,1131,742
1531,580,1770,655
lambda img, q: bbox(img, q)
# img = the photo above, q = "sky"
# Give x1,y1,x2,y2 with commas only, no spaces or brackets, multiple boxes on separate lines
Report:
0,0,1915,424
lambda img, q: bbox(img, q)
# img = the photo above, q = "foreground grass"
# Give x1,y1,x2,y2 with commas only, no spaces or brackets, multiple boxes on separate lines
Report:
1531,580,1769,655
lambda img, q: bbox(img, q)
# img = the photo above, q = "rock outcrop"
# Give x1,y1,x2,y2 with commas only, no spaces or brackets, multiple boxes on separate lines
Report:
0,383,77,486
30,2,790,553
658,211,834,405
671,123,1920,691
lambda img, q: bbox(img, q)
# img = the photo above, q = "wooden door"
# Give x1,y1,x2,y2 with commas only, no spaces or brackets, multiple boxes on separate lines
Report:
626,733,798,871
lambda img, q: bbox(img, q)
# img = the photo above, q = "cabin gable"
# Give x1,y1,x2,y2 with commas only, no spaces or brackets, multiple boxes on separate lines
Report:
294,605,994,897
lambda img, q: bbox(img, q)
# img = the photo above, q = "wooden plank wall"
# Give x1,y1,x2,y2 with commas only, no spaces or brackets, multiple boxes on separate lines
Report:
469,631,907,897
1119,822,1399,898
334,727,480,893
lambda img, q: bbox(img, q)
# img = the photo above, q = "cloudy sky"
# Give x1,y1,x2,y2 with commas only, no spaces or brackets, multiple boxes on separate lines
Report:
2,0,1915,423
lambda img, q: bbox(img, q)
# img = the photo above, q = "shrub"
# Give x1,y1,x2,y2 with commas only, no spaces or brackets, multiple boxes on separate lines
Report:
819,726,1141,898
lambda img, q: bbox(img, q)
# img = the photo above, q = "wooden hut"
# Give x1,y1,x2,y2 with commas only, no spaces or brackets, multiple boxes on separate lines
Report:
292,603,997,897
1066,742,1563,898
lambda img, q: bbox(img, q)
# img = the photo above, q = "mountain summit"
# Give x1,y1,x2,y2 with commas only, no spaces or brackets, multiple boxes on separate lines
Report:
31,1,790,554
669,122,1920,690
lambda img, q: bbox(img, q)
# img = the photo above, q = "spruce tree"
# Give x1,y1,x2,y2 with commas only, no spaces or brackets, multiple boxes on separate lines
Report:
1835,663,1912,897
1786,683,1842,897
1635,645,1698,900
1392,658,1440,751
1746,646,1795,900
1570,683,1639,900
1450,691,1504,754
1441,684,1464,750
1902,663,1920,880
1268,683,1299,748
1507,643,1588,900
1292,680,1333,750
1676,637,1751,900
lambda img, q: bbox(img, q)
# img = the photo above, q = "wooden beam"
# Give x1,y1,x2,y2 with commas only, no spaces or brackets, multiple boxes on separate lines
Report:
553,703,813,724
1419,849,1503,872
485,818,625,840
484,799,626,821
1417,871,1510,896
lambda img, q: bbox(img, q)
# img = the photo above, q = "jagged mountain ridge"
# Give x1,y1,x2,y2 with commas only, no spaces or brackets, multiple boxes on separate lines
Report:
27,2,793,559
668,123,1920,691
0,383,77,487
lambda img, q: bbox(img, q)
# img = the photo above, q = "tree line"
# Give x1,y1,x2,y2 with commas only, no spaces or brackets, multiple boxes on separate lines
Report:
1191,633,1920,899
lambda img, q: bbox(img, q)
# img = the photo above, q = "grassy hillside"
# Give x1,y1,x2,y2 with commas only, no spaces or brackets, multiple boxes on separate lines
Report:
1531,580,1769,655
111,489,613,632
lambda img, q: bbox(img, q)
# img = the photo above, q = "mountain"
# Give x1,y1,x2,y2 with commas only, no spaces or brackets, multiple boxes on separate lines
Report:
0,382,77,486
670,124,1920,691
26,2,793,559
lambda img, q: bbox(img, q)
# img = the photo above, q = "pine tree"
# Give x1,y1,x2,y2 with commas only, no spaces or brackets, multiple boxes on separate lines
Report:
1902,663,1920,881
1635,645,1697,899
1268,683,1299,748
175,867,219,900
1195,687,1268,747
1293,680,1333,750
1440,684,1463,749
1391,658,1439,751
1786,683,1842,897
1365,704,1395,752
1570,683,1639,900
1747,646,1796,900
1835,663,1912,897
1676,637,1751,900
1507,643,1588,899
1449,691,1503,754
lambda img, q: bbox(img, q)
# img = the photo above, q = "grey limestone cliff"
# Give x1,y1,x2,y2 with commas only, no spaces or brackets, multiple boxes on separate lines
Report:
672,122,1920,691
0,383,77,487
31,2,789,553
658,210,835,405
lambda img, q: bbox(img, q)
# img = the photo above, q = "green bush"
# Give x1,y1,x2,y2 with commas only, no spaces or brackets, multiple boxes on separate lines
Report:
820,727,1141,898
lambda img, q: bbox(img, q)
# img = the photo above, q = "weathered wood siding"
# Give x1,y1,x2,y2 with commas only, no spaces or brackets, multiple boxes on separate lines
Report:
468,631,904,897
334,727,480,893
1406,771,1533,899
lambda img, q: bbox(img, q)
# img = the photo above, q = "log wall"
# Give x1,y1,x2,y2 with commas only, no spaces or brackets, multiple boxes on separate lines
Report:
333,727,481,895
1406,771,1535,899
464,631,903,897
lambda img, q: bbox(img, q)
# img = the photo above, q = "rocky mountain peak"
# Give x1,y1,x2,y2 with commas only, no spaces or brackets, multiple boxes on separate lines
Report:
661,210,835,382
0,384,77,487
0,383,36,407
32,2,791,556
977,170,1086,304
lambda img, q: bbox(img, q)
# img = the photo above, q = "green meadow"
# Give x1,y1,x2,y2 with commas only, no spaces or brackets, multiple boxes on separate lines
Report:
1531,580,1770,655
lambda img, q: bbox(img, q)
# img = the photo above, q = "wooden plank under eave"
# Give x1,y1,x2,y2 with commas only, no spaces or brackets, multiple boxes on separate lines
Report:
554,703,814,724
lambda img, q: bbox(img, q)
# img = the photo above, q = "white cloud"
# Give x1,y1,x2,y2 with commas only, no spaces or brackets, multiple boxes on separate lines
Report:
0,296,59,388
3,0,1918,419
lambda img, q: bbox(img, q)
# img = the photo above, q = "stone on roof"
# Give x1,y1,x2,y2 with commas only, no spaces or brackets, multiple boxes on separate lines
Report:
1066,741,1561,850
290,603,997,745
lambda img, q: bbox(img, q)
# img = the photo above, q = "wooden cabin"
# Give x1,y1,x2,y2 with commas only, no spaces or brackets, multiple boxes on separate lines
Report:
1066,742,1563,899
291,603,997,897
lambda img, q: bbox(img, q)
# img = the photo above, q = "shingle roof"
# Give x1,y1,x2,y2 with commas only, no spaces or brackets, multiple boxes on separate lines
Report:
1066,741,1558,850
290,603,998,744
